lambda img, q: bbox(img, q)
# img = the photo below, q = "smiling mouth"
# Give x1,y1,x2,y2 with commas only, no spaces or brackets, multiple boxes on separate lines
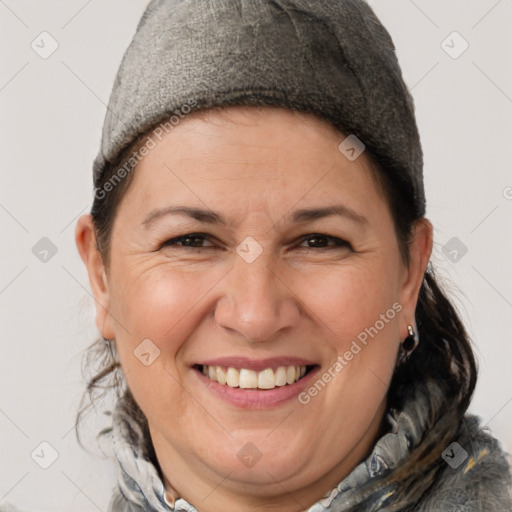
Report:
195,364,315,390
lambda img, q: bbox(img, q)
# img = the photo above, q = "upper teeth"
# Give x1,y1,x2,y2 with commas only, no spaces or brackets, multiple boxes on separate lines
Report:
201,365,307,389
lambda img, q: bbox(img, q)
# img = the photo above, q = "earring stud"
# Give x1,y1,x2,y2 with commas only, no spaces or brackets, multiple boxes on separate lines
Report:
402,324,418,353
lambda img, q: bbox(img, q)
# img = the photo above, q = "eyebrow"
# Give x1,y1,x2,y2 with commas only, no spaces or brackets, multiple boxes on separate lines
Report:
142,204,368,229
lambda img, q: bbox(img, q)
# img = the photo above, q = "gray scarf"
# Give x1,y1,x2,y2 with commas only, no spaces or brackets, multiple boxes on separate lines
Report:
106,377,512,511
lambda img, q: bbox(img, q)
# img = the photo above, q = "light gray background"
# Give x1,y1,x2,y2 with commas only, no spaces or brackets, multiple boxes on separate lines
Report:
1,1,511,510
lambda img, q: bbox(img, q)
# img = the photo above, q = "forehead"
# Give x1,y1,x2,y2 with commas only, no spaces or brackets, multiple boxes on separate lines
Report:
118,106,385,222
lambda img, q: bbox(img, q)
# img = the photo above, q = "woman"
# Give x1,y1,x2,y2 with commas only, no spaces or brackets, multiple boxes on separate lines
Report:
72,0,511,511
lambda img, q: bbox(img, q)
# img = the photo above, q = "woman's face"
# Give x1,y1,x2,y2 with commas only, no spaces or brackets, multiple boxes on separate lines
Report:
77,106,432,509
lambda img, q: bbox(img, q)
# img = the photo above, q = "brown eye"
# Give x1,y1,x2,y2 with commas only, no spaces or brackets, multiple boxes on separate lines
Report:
298,234,352,250
162,233,215,248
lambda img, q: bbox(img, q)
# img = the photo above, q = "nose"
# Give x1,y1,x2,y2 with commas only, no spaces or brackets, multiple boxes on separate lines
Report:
213,249,301,343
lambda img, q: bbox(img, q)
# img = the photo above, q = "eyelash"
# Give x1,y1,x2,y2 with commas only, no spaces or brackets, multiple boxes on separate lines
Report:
160,233,353,251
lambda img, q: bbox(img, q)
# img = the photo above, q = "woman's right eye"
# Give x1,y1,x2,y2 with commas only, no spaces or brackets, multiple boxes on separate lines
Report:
162,233,215,248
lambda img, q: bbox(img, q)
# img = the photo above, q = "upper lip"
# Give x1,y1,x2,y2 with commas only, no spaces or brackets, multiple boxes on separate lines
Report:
195,357,317,372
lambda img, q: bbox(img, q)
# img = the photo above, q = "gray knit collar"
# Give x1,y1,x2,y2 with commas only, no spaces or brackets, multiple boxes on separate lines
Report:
110,378,436,512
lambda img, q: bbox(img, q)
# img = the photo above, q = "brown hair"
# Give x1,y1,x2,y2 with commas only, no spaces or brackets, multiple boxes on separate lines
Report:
76,106,477,510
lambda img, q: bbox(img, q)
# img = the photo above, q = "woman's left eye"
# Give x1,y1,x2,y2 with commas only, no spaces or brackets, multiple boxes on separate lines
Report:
160,233,351,251
296,234,352,250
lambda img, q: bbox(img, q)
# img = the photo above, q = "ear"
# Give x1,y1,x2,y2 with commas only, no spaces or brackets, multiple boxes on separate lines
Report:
75,214,115,340
398,218,434,338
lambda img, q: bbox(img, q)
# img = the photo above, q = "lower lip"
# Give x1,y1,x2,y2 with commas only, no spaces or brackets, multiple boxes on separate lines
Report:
193,366,320,409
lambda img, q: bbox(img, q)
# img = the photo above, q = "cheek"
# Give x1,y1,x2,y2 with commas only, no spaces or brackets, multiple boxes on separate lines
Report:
110,265,217,348
300,259,401,345
107,265,222,422
107,261,237,390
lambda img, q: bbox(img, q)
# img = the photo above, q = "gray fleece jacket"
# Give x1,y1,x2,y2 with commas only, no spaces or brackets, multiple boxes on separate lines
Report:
1,377,510,512
104,377,512,512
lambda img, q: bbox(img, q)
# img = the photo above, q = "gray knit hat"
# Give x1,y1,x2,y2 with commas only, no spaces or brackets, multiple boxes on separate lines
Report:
93,0,426,217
